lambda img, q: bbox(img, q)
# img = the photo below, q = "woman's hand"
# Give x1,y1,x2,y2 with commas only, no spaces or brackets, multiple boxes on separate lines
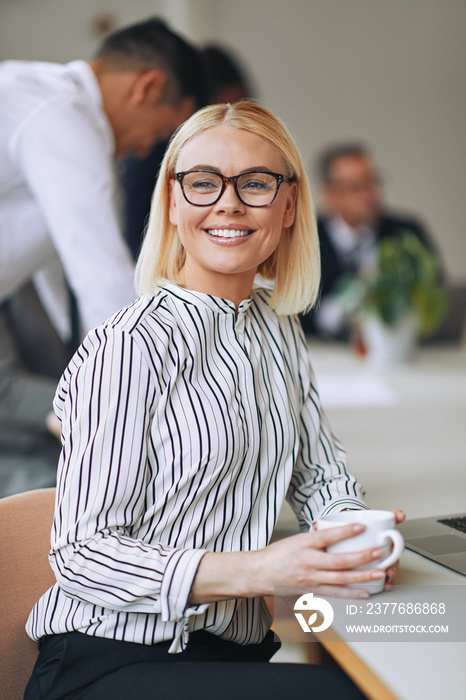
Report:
46,411,61,439
189,523,386,605
252,524,387,597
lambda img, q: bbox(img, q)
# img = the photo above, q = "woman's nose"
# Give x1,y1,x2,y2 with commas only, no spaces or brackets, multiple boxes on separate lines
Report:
213,182,245,212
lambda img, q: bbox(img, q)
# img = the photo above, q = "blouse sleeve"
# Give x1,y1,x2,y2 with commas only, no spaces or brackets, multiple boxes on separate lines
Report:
50,325,208,625
286,328,368,527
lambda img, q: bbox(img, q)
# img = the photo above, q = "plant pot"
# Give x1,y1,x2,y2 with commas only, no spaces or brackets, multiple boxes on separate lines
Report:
360,312,418,367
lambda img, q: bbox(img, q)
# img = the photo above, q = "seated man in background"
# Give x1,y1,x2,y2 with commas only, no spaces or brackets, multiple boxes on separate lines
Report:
300,143,443,339
0,17,202,344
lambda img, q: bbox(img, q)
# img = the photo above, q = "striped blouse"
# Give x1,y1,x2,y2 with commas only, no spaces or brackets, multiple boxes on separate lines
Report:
26,282,367,653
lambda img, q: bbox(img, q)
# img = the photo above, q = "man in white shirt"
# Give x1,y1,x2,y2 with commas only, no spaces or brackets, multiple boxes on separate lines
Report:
0,18,202,340
0,18,203,495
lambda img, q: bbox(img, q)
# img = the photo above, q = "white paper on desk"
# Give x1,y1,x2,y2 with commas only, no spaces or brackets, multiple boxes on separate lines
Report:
315,372,399,408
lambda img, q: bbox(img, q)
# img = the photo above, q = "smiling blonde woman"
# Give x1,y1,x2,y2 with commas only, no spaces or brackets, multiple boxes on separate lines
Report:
24,101,401,700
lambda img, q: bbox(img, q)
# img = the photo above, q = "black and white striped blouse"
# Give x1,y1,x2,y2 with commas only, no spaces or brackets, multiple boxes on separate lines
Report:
26,282,366,653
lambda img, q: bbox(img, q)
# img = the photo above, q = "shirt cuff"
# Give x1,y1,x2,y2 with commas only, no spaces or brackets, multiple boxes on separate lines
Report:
317,497,369,518
160,547,208,624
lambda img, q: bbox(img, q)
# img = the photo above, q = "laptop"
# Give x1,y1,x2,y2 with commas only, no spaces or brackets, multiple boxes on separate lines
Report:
398,513,466,575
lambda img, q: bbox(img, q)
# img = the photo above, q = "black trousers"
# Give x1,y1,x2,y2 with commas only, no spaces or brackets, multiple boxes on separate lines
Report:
25,630,366,700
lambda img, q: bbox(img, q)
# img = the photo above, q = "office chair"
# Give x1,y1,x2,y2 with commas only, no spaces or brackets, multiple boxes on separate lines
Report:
0,488,56,700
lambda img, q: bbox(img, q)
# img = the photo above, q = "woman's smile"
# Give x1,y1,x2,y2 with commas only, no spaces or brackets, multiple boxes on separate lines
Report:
204,225,254,240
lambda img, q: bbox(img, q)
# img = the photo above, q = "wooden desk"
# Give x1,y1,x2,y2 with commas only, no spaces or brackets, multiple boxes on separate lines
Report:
275,341,466,700
272,550,466,700
331,550,466,700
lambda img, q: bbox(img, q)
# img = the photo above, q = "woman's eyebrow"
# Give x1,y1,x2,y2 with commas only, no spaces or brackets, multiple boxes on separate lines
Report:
183,165,275,174
185,165,221,172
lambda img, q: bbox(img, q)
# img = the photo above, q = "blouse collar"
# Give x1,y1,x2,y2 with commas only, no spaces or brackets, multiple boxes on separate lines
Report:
158,280,254,315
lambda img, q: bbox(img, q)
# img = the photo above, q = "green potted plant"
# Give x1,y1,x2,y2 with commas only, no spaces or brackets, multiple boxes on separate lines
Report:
337,231,449,364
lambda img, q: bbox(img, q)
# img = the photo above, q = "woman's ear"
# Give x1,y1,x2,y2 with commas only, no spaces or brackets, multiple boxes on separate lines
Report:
169,179,178,226
282,181,298,229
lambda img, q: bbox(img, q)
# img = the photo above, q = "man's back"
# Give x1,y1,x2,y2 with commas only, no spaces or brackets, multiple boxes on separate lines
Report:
0,60,109,195
0,58,135,334
0,18,204,338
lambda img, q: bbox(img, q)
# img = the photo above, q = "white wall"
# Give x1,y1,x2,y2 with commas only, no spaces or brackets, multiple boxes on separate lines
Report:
214,0,466,282
1,0,465,280
0,0,166,62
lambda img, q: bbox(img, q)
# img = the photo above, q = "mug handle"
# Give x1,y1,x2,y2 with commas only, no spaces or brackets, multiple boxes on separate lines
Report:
377,529,405,569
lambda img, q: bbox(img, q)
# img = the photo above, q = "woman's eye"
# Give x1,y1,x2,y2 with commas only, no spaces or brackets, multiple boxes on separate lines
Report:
190,178,219,191
241,179,271,192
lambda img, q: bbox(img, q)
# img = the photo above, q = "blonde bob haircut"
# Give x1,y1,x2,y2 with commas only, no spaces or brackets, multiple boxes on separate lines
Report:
135,101,320,315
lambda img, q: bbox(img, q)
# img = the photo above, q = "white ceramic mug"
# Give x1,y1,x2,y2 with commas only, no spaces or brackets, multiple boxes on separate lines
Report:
315,509,405,594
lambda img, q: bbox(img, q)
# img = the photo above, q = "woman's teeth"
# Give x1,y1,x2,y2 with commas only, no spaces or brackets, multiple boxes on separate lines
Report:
206,229,252,238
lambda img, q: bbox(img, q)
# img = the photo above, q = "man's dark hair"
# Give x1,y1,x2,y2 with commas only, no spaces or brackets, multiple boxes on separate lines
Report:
201,45,253,102
317,143,371,185
95,17,206,107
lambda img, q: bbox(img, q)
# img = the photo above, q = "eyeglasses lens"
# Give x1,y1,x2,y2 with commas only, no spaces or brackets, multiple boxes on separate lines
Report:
181,171,279,206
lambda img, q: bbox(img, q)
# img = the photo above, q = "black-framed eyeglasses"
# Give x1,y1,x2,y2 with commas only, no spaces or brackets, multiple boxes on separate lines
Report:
175,169,291,207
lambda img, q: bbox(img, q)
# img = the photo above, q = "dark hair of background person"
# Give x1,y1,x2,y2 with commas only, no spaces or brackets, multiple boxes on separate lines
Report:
120,42,256,261
95,17,206,107
201,44,254,104
317,143,371,185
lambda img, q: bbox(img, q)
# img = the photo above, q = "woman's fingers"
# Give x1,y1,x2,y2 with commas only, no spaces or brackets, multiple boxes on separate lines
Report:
302,584,371,599
384,562,399,589
322,547,386,571
304,525,386,570
309,523,366,549
392,509,406,524
282,583,372,600
306,564,385,583
386,562,399,578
